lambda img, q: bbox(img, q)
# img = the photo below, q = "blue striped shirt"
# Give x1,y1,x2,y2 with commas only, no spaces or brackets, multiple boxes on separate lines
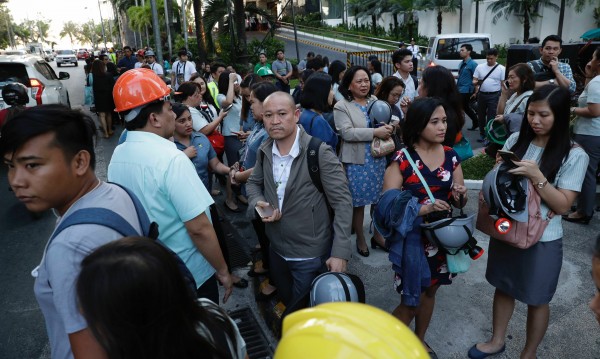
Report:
528,59,576,94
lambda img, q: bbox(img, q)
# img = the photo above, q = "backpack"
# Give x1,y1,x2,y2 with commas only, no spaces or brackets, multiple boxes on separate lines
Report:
50,183,198,293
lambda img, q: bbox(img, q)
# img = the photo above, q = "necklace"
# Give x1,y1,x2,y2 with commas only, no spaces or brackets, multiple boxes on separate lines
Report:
274,156,294,189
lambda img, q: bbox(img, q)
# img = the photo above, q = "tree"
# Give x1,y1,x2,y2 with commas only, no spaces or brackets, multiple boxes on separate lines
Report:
60,21,79,48
107,0,136,47
389,0,417,39
13,23,32,45
557,0,593,38
417,0,460,34
192,0,208,63
78,20,103,48
346,0,366,29
487,0,559,43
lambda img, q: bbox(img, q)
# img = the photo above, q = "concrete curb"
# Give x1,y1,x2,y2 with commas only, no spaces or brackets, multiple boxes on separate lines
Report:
465,179,483,190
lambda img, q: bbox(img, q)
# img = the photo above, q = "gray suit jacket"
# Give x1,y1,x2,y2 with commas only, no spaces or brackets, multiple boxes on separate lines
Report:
333,96,377,165
246,127,353,261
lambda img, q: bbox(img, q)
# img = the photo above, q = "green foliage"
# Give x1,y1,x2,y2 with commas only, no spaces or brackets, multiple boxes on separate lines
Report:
246,36,286,65
461,154,496,180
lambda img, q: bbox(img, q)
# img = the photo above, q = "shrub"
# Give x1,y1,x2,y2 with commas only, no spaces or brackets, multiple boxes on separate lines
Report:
461,154,496,180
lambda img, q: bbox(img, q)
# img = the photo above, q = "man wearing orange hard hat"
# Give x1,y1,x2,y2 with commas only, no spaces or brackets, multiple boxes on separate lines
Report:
108,68,234,304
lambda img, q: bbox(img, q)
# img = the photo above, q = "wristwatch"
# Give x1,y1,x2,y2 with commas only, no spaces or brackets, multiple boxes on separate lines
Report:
549,79,555,85
537,179,548,189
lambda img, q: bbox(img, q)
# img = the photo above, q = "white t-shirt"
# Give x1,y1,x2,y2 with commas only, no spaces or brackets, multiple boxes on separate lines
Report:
148,61,164,76
393,71,417,101
190,106,209,132
134,62,143,69
172,60,197,88
407,44,420,59
474,63,505,92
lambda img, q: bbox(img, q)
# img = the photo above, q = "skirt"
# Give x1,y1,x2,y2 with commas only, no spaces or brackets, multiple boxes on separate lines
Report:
486,237,563,305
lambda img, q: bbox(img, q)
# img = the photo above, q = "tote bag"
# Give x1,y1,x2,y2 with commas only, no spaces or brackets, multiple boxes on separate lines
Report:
84,73,94,106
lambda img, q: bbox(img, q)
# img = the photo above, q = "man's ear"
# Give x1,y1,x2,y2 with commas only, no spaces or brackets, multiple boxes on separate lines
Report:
72,150,91,176
148,112,161,128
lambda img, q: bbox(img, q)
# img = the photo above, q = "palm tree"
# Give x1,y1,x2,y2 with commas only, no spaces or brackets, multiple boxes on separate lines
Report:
192,0,208,63
346,0,366,29
417,0,460,34
487,0,559,43
107,0,136,46
390,0,417,39
557,0,593,38
60,21,79,48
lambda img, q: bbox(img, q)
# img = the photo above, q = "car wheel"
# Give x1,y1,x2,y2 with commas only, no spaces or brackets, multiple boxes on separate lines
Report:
57,63,61,67
74,62,78,67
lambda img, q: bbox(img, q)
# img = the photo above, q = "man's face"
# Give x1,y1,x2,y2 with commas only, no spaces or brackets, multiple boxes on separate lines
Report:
3,132,83,214
180,54,188,62
277,51,284,60
459,46,470,59
259,54,267,63
262,95,300,141
124,49,132,58
396,55,413,73
152,101,176,138
541,40,562,63
486,55,497,66
145,56,155,64
213,66,225,81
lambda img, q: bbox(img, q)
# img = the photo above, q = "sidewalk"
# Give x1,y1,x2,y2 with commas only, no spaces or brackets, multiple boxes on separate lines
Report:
216,188,600,358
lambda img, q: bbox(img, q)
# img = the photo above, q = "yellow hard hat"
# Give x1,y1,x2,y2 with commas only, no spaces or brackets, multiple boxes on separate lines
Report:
275,302,428,359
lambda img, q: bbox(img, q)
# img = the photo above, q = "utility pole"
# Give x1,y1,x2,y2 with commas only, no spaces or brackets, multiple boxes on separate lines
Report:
290,0,300,62
150,0,163,67
164,0,173,60
98,0,108,50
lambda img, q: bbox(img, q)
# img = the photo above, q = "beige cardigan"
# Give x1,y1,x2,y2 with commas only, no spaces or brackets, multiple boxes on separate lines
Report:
333,96,377,165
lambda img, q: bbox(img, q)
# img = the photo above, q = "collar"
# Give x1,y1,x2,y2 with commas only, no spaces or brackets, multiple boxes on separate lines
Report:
272,126,301,158
126,130,177,148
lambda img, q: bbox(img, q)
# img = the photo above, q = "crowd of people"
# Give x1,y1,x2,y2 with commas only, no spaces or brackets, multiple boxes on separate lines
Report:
1,33,600,359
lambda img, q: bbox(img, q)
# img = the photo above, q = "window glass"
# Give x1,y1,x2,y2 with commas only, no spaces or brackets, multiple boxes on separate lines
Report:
436,38,490,60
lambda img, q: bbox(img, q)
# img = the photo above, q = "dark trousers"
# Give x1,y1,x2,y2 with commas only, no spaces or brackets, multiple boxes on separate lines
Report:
461,93,478,128
269,249,327,306
275,80,291,94
196,274,219,303
477,92,501,137
573,134,600,216
411,58,418,76
251,217,271,270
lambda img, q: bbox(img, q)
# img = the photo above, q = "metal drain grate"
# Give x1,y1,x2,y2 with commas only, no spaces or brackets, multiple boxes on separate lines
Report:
228,307,274,359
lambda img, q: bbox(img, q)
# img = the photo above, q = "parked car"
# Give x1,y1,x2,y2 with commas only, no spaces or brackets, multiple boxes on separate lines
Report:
0,54,71,109
55,49,78,67
44,50,54,62
423,33,492,78
77,50,89,60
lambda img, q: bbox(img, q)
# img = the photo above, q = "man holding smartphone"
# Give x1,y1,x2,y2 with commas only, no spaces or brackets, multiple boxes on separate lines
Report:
527,35,575,93
246,92,353,309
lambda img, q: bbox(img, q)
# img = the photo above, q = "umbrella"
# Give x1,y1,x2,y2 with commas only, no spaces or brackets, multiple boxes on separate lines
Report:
581,28,600,40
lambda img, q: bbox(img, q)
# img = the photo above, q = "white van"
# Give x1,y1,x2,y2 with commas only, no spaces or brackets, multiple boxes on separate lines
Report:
424,33,493,77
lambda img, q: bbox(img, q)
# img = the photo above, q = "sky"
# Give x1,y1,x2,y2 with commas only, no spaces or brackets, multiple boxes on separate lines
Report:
6,0,116,48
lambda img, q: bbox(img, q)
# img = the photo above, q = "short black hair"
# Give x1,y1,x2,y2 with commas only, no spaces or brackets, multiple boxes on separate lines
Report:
210,62,226,75
300,72,333,112
125,101,167,131
251,82,278,103
528,37,540,44
306,51,315,58
339,65,370,101
306,57,324,71
276,49,284,54
174,82,200,102
392,49,413,65
0,105,97,169
123,46,132,51
461,44,473,52
402,97,445,150
370,59,382,75
542,35,562,48
487,48,499,56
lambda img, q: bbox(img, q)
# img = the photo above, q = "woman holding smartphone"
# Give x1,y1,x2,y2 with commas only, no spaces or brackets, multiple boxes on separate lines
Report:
470,85,588,359
564,47,600,225
382,97,467,358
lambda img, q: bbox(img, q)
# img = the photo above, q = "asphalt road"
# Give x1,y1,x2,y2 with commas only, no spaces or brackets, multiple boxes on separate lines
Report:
0,59,87,359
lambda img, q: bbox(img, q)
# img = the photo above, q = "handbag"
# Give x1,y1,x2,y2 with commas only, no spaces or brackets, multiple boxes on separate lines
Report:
401,148,472,271
371,136,395,157
453,135,473,161
207,130,225,156
84,73,94,106
476,179,553,249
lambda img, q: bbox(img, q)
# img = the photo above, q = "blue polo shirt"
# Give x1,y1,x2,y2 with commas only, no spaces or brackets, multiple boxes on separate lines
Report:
117,55,138,71
457,58,478,94
175,132,216,189
108,131,215,287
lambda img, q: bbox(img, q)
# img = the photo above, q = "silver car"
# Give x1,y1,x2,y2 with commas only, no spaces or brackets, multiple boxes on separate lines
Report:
0,54,71,109
55,49,78,67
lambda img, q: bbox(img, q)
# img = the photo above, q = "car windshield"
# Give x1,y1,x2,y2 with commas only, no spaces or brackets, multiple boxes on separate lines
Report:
435,37,490,60
57,50,74,55
0,63,30,89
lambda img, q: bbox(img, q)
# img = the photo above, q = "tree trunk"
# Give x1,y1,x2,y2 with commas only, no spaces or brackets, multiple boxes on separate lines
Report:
475,0,479,33
119,9,136,47
523,8,530,43
372,14,377,35
355,12,358,28
393,13,398,37
437,9,442,34
459,2,462,33
192,0,207,63
557,0,565,38
234,0,247,64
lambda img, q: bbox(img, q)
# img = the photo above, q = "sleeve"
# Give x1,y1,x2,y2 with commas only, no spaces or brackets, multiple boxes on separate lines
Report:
189,62,197,74
473,65,482,79
207,141,217,161
333,101,374,142
246,146,267,219
556,147,589,191
313,116,338,149
191,109,209,131
155,64,164,75
586,79,600,104
502,132,520,151
319,145,353,260
216,94,226,108
165,152,214,222
561,63,576,94
504,113,524,133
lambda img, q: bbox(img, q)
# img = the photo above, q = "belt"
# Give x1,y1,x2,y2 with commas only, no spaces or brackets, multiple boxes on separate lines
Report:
479,91,501,95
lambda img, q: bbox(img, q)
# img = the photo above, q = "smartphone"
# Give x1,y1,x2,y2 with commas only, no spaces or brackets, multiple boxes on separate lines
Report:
498,150,520,166
504,80,510,88
223,103,234,112
255,204,275,218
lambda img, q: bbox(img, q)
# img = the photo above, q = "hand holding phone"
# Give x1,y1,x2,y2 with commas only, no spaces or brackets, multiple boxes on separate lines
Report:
498,150,520,167
255,203,275,218
222,103,234,112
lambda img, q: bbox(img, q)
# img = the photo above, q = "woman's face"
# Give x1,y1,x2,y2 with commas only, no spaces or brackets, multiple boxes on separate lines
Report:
194,79,207,96
591,257,600,325
190,89,202,106
417,78,427,98
241,87,252,103
348,70,370,99
587,51,600,76
174,110,193,137
338,70,346,83
527,100,555,138
250,91,263,121
507,70,521,92
387,85,404,106
420,105,447,144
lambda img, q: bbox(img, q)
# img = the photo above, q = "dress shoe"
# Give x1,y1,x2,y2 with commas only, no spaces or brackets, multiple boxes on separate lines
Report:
356,243,370,257
467,344,506,359
256,289,278,301
233,278,249,288
247,268,269,277
562,213,592,225
371,237,389,252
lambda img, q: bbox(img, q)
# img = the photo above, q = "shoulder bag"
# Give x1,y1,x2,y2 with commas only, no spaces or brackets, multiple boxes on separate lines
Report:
84,73,94,106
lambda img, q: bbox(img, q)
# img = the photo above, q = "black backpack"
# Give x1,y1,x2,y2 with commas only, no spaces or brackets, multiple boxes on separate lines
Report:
50,183,197,294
